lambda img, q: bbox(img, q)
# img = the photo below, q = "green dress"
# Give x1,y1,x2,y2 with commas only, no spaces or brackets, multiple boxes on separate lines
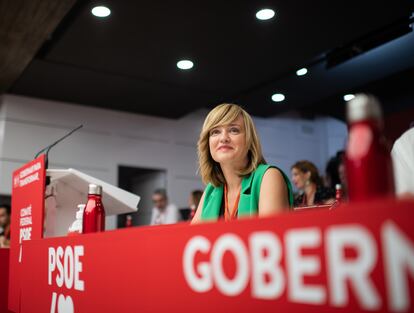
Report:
200,164,293,221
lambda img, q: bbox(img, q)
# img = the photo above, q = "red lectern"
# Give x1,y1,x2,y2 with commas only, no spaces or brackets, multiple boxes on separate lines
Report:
7,155,139,312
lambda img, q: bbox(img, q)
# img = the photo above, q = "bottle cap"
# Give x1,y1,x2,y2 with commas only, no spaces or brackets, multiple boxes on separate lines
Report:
335,184,342,190
346,94,382,123
88,184,102,195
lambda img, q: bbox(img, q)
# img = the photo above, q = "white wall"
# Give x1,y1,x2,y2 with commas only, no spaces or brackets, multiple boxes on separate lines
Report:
254,115,347,179
0,94,347,228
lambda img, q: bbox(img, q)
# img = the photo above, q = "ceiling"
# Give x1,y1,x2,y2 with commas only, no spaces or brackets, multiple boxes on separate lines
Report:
8,0,414,119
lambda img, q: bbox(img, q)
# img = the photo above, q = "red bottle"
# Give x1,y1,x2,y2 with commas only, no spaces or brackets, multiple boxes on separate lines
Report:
345,94,394,202
83,184,105,233
125,214,133,227
330,184,343,210
335,184,342,202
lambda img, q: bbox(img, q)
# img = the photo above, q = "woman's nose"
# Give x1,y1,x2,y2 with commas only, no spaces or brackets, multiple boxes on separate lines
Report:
219,131,230,142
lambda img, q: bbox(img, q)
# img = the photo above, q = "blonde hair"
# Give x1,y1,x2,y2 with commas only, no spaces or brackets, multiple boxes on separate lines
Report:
197,103,266,186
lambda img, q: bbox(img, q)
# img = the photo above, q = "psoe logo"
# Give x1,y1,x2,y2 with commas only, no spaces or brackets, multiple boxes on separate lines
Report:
48,245,85,313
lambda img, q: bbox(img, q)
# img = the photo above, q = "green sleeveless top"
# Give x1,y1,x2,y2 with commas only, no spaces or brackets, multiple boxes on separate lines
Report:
201,164,293,221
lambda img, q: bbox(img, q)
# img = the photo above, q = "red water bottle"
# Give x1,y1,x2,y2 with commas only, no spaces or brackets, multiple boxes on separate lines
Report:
335,184,342,202
125,215,133,227
345,94,394,202
83,184,105,233
329,184,343,210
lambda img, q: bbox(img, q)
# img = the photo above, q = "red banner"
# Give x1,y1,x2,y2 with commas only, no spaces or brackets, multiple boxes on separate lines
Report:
19,198,414,313
9,155,46,312
0,248,12,313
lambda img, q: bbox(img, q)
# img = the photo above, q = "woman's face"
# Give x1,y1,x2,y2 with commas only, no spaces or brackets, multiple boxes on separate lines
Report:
291,167,308,190
209,115,248,166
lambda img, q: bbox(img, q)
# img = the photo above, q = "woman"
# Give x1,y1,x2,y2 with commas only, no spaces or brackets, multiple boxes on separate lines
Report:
192,103,293,223
291,160,335,207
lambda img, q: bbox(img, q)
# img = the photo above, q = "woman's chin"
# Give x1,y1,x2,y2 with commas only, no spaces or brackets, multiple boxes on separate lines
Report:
216,158,232,165
215,156,238,165
294,183,303,189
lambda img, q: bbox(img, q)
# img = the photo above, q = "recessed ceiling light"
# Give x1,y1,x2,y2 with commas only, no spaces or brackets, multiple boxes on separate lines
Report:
344,94,355,101
296,68,308,76
177,60,194,70
91,6,111,17
256,9,275,21
271,93,285,102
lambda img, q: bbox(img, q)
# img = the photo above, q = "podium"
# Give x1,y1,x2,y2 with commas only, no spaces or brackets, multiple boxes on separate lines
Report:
45,168,140,237
7,155,140,312
6,156,414,313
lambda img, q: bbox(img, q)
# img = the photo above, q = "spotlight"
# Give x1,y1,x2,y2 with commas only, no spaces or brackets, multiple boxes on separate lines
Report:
177,60,194,70
272,93,285,102
296,68,308,76
344,94,355,101
256,9,275,21
91,6,111,17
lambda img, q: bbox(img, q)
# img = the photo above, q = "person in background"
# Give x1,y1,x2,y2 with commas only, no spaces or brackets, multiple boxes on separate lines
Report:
191,103,293,223
391,126,414,197
337,155,349,202
0,204,11,248
189,190,203,220
179,190,203,221
324,151,344,190
150,189,179,225
291,160,335,207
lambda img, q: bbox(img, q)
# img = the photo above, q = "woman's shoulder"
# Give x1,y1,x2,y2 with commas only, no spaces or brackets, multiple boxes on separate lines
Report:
257,163,294,207
253,163,273,176
203,182,215,196
203,182,223,199
254,163,288,182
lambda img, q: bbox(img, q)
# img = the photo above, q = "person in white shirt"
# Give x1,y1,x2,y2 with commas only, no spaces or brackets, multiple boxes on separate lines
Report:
391,126,414,197
150,189,179,225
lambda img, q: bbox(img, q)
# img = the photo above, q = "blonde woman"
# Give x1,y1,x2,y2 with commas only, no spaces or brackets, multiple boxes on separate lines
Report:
192,104,293,223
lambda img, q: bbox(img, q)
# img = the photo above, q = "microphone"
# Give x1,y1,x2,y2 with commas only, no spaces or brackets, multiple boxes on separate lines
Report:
34,124,83,167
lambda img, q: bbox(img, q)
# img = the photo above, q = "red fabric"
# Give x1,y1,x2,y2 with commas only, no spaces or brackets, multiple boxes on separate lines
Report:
0,249,13,313
17,198,414,313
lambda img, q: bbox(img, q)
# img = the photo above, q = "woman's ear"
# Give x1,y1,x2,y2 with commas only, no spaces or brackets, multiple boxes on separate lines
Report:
304,171,311,181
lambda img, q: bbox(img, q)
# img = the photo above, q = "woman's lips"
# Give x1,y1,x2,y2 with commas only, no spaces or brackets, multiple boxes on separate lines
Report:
217,145,232,151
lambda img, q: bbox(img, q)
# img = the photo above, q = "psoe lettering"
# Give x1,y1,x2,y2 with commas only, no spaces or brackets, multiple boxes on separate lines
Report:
48,245,85,291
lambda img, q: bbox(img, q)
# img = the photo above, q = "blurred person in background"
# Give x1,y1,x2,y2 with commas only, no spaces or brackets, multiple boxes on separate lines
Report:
324,151,344,190
337,155,349,202
179,190,203,221
189,190,203,220
0,204,11,248
291,160,335,207
150,189,179,225
192,103,293,223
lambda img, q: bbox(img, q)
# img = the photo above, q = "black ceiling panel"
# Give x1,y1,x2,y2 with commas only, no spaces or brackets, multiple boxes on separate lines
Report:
10,0,414,119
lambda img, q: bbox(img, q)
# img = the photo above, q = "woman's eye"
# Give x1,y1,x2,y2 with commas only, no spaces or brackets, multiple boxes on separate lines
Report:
229,127,240,134
210,129,220,136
